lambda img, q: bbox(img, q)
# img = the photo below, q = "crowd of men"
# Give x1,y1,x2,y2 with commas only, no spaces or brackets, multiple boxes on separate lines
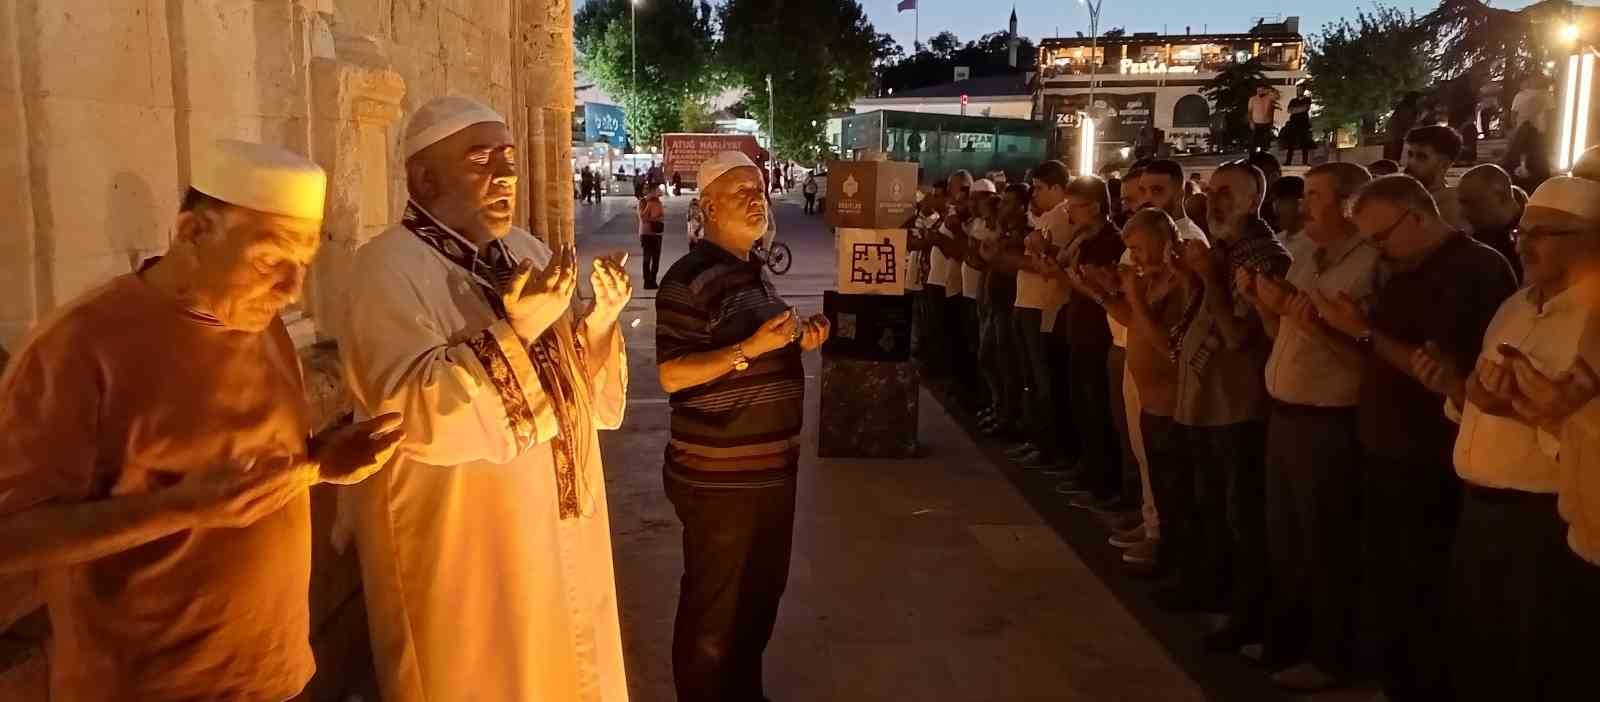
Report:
908,127,1600,700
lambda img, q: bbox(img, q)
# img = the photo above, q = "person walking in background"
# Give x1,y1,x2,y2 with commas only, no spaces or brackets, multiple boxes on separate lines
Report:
802,173,819,214
687,197,705,250
640,184,666,289
1249,85,1279,153
1384,92,1422,162
1503,75,1555,185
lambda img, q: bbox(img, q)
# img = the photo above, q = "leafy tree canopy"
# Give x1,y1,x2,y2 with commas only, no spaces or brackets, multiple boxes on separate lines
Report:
575,0,717,147
1304,5,1434,136
1201,57,1268,151
717,0,884,160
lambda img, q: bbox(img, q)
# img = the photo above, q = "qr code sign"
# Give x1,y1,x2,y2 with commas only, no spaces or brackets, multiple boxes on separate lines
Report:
850,238,899,285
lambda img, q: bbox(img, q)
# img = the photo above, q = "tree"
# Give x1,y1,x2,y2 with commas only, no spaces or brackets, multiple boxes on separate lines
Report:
1201,57,1268,151
876,31,1037,95
575,0,717,147
1304,5,1434,141
1421,0,1577,111
717,0,883,160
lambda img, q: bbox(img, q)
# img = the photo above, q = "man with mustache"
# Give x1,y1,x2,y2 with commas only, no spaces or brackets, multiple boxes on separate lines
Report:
655,151,829,702
0,139,402,700
339,96,635,701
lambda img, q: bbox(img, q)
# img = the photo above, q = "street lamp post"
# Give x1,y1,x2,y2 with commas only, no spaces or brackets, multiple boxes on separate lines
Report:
1077,0,1105,174
766,73,776,152
631,0,639,104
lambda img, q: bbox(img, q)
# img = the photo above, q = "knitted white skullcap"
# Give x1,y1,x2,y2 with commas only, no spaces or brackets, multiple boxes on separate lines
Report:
403,96,507,159
971,178,997,193
1526,176,1600,223
191,139,327,220
698,150,760,191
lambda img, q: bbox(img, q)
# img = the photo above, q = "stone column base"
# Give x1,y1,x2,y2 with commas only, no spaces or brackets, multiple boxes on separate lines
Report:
817,355,919,459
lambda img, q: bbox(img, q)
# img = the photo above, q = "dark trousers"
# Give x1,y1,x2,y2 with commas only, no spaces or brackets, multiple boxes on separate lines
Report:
1014,308,1061,460
1142,413,1190,573
1444,486,1567,702
1542,548,1600,700
1107,347,1142,506
1263,404,1361,673
803,193,816,213
979,296,1022,424
920,285,948,374
1251,123,1275,152
1282,145,1312,166
1358,452,1460,702
953,296,986,409
1186,421,1269,627
641,234,664,286
1069,341,1120,500
667,473,798,702
1501,121,1553,184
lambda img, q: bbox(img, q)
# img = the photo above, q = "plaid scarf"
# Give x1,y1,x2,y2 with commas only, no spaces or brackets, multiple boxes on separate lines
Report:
402,200,591,519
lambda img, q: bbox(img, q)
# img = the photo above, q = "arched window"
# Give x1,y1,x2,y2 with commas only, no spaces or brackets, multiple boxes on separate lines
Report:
1173,94,1210,128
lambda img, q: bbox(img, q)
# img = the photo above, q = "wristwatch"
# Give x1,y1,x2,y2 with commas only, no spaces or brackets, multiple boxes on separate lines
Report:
1354,329,1374,347
732,343,750,372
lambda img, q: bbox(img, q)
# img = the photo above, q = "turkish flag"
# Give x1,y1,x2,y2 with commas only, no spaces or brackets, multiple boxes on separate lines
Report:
897,0,916,12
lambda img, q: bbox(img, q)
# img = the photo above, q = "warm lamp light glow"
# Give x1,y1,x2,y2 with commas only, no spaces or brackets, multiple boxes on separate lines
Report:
1560,23,1581,45
1078,115,1096,176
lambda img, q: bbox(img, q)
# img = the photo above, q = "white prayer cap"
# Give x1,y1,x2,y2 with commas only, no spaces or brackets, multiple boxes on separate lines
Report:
971,178,997,193
1526,176,1600,223
404,96,507,159
191,139,327,220
698,150,760,191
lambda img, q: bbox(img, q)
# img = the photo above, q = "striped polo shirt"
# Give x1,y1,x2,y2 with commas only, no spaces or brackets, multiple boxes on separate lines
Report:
656,244,806,487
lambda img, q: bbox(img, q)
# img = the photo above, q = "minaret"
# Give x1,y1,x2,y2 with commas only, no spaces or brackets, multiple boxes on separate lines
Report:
1008,6,1020,67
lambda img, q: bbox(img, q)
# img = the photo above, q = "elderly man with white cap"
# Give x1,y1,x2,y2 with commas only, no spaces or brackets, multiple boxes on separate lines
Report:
0,139,403,700
1433,175,1600,702
338,96,632,701
655,150,828,702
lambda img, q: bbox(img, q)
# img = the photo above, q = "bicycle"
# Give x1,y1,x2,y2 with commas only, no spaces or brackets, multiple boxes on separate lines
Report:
752,240,793,275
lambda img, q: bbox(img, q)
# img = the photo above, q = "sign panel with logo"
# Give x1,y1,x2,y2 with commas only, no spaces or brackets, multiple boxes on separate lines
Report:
824,160,918,229
1044,92,1157,143
662,133,764,185
580,103,629,150
835,227,908,296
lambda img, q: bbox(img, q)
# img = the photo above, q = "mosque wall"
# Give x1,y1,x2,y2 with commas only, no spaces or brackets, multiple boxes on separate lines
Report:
0,0,573,696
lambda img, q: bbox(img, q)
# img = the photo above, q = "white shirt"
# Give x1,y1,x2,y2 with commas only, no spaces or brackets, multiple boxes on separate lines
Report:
962,219,1000,299
1453,281,1600,493
1109,216,1208,347
1555,399,1600,564
1265,235,1382,406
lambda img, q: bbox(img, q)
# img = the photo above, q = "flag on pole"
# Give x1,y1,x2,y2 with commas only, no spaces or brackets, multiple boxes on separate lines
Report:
897,0,916,12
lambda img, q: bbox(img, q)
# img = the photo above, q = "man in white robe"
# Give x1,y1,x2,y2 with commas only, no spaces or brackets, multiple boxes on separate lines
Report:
339,96,633,702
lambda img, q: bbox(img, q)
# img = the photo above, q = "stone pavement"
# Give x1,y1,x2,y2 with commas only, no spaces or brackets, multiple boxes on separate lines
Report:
583,193,1210,701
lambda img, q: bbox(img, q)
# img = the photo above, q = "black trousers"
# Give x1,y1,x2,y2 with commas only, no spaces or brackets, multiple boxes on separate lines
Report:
1014,309,1063,461
1068,341,1120,500
1251,123,1275,152
1264,404,1361,673
1542,547,1600,700
667,472,798,702
1501,121,1553,184
920,285,948,374
803,193,816,213
1143,413,1191,573
641,234,664,285
979,293,1022,424
1358,452,1460,702
1444,486,1568,702
953,296,986,409
1185,421,1269,626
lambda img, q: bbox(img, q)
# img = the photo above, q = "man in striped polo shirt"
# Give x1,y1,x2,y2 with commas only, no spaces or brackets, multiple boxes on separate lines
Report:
656,150,830,702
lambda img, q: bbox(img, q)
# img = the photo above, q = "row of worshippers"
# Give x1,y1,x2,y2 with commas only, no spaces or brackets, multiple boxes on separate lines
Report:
904,144,1600,700
0,96,642,701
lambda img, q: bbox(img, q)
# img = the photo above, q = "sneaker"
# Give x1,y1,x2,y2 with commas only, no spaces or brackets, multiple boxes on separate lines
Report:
1100,510,1144,533
1011,449,1042,465
1109,524,1146,548
1068,493,1116,511
1121,538,1158,565
1270,662,1340,692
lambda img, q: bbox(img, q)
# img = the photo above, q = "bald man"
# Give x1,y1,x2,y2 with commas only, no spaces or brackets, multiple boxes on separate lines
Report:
1458,164,1525,282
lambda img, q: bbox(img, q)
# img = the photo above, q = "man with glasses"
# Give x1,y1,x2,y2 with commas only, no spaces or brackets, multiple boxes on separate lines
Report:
1431,177,1600,701
1308,174,1517,702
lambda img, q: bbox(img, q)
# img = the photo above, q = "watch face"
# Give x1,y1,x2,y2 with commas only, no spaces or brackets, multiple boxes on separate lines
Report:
735,360,750,371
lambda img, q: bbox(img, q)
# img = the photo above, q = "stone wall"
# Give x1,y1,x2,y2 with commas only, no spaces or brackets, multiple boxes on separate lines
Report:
0,0,574,697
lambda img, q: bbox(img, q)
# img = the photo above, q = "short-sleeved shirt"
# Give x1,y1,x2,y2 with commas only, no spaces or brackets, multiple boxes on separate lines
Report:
961,219,1000,299
1359,235,1519,462
1265,235,1383,407
0,272,314,701
1109,216,1207,347
656,243,806,487
1174,218,1291,426
1127,272,1191,418
1059,220,1125,347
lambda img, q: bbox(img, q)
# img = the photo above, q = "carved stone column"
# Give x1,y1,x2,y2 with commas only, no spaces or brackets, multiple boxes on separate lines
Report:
517,0,576,249
304,57,406,344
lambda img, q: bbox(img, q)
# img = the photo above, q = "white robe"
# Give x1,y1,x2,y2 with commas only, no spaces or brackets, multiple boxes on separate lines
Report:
336,223,629,702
